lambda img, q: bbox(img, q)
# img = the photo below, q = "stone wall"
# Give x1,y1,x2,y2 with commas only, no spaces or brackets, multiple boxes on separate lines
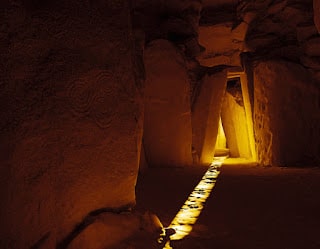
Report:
1,0,320,248
241,0,320,165
253,60,320,166
0,1,142,248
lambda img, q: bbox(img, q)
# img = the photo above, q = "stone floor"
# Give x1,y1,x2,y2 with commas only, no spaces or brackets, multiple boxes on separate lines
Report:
135,159,320,249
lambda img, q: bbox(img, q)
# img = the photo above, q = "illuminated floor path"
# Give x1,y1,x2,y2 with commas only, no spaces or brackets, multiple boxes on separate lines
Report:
163,157,226,248
135,159,320,249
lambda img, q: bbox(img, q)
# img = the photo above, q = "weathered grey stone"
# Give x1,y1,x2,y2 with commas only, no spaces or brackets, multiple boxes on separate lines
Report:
143,39,193,167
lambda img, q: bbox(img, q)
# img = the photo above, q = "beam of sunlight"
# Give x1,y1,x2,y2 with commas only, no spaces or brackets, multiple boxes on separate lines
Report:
163,157,226,248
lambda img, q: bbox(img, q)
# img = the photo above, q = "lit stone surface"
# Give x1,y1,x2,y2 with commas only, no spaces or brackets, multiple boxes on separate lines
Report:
68,213,140,249
221,92,251,158
197,23,245,67
254,60,320,166
192,70,227,164
1,1,320,249
143,39,193,167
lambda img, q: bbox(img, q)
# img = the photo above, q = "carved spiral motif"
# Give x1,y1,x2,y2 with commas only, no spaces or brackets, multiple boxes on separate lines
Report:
91,71,118,129
68,78,95,116
68,70,119,129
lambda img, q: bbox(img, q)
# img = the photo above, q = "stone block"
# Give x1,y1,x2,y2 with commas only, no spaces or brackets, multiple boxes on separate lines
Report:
192,70,227,164
253,60,320,166
221,92,252,158
143,39,193,167
0,2,142,248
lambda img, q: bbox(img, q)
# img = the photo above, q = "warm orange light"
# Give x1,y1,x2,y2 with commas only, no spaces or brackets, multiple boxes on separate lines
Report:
163,157,226,248
221,72,257,161
216,117,227,150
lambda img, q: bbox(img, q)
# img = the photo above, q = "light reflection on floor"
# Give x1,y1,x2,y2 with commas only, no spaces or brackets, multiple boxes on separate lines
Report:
163,157,226,249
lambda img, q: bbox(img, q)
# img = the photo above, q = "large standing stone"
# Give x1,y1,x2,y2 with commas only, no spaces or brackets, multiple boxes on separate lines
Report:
221,92,252,158
143,39,193,167
192,70,227,164
253,60,320,166
0,1,142,248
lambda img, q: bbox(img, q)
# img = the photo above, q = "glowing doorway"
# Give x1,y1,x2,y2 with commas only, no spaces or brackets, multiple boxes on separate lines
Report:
216,72,256,161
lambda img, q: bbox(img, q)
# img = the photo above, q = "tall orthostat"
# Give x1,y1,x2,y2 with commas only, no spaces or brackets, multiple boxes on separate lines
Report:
253,60,320,166
0,1,143,248
192,70,227,164
143,39,193,167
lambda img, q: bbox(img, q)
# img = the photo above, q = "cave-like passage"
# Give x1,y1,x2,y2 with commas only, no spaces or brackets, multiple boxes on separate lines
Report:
163,157,226,249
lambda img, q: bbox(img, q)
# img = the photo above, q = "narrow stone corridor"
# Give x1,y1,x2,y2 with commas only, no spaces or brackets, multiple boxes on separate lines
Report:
136,160,320,249
1,1,320,247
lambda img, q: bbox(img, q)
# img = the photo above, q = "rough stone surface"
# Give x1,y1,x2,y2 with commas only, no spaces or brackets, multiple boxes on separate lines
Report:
300,56,320,70
303,37,320,56
133,0,202,57
68,211,163,249
202,0,237,8
296,25,319,42
192,70,227,164
253,60,320,166
197,22,245,67
244,0,316,62
1,1,320,248
239,0,320,164
314,0,320,32
0,1,142,248
143,39,193,167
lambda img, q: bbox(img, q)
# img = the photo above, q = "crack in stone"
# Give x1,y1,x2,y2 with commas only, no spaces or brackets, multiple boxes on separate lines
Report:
56,204,134,249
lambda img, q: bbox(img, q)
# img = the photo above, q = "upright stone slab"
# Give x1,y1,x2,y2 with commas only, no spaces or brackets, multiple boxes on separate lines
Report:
221,92,252,158
192,70,227,164
143,39,193,167
254,60,320,166
0,1,142,248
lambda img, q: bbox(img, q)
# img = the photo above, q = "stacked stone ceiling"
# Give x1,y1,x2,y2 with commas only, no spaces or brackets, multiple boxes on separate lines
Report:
134,0,320,80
